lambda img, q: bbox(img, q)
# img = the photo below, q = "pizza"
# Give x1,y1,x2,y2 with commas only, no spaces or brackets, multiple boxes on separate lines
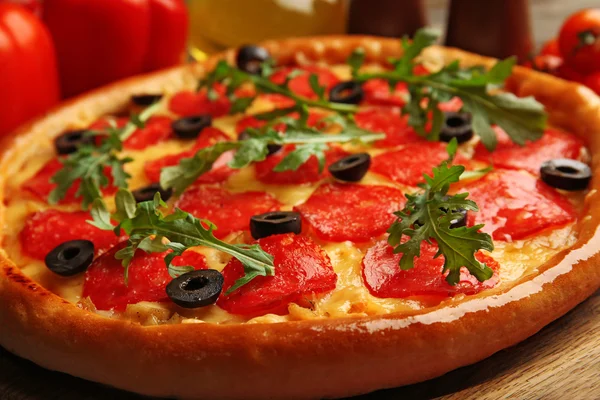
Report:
0,33,599,399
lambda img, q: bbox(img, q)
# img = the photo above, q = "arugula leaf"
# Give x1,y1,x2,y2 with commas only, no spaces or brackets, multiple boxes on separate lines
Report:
274,143,328,172
308,73,326,100
387,161,494,284
91,190,274,290
347,48,365,78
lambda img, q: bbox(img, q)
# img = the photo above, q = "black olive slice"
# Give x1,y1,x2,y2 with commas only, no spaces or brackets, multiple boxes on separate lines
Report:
540,159,592,191
132,183,173,203
166,269,224,308
439,112,473,144
236,45,271,75
238,131,282,155
449,208,468,229
131,93,163,106
54,130,94,155
329,81,364,104
250,211,302,240
45,240,94,277
328,153,371,182
172,115,212,139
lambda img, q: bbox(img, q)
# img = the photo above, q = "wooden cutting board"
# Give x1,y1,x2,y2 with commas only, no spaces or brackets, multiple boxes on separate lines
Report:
1,290,598,400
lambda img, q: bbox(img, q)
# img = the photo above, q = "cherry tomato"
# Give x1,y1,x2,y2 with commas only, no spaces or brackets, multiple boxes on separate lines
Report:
540,38,561,57
558,9,600,74
522,55,563,75
583,71,600,94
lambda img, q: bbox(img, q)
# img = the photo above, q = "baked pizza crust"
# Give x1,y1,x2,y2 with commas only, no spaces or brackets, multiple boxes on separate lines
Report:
0,36,599,399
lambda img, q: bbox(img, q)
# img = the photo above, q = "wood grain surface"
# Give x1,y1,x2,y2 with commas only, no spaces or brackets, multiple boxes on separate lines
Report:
2,1,600,399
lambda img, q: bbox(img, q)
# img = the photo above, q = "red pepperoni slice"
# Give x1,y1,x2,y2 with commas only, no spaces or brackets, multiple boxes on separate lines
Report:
89,116,174,150
174,186,281,239
83,242,208,311
168,83,232,118
294,183,405,242
254,145,349,185
21,159,117,204
217,233,337,316
460,169,577,240
19,210,123,260
269,66,340,99
473,127,585,175
371,142,469,186
355,108,422,148
362,241,499,298
143,127,231,182
361,79,409,107
257,93,296,108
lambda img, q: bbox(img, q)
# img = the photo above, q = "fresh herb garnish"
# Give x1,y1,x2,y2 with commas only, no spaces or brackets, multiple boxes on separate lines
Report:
49,102,161,208
89,189,274,292
387,140,494,284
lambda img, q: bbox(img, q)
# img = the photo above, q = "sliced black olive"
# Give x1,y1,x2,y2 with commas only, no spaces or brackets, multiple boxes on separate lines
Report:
439,112,473,144
166,269,224,308
540,159,592,191
131,93,163,106
328,153,371,182
45,240,94,277
449,208,468,229
238,131,282,155
132,183,173,203
250,211,301,240
329,81,364,104
54,130,94,155
172,115,212,139
236,45,271,75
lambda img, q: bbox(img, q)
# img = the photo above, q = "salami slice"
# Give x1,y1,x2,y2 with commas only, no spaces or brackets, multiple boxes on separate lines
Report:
460,169,577,240
19,210,122,260
21,159,117,204
473,127,585,175
217,233,337,316
362,240,500,298
371,142,469,186
294,183,405,242
269,66,340,99
83,242,208,311
355,108,422,148
255,145,349,185
175,186,281,239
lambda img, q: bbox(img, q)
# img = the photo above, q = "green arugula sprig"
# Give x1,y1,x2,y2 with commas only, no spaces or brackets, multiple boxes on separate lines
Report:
49,102,161,208
160,116,384,195
90,190,274,292
351,28,547,150
387,140,494,284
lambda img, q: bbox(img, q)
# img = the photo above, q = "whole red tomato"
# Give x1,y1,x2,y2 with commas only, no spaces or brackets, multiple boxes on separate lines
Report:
558,9,600,74
583,72,600,95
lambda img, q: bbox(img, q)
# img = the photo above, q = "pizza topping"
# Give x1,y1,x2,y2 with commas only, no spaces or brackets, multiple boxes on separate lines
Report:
355,108,422,148
250,211,302,240
83,242,209,311
54,130,94,155
175,186,281,239
329,81,364,104
132,183,173,203
473,127,586,175
238,130,282,156
540,159,592,191
362,241,499,298
90,190,275,291
121,116,174,150
448,207,468,229
131,93,163,107
371,141,468,186
461,169,577,240
20,210,123,260
168,85,232,118
361,79,409,107
166,269,224,309
217,233,337,316
269,66,340,100
236,45,271,75
295,183,405,242
328,153,371,182
171,115,213,139
45,240,94,277
439,112,473,143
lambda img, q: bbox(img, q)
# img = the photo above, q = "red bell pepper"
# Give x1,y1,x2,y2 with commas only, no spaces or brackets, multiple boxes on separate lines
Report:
0,3,60,137
43,0,188,98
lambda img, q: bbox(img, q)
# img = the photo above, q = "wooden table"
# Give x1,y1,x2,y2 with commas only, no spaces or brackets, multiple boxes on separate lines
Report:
2,0,600,399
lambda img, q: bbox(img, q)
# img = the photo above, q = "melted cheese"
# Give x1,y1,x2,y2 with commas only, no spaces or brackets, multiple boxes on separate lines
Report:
0,64,588,326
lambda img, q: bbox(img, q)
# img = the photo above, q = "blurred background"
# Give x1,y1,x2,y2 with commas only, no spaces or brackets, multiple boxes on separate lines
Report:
1,0,599,138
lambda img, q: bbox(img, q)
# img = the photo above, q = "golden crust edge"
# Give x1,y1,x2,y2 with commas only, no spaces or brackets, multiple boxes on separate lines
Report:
0,36,598,399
